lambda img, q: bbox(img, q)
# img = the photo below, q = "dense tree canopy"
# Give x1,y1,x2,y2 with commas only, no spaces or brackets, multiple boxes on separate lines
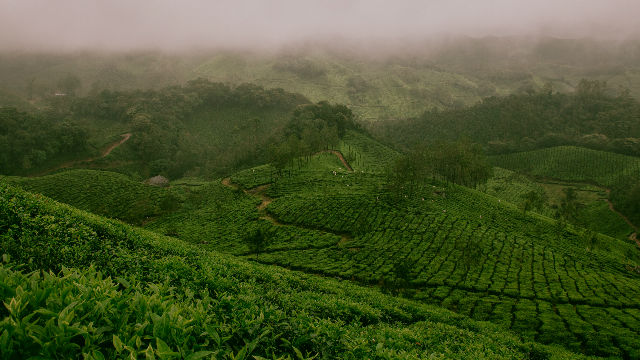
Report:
0,107,87,174
370,80,640,156
0,79,310,177
386,139,493,201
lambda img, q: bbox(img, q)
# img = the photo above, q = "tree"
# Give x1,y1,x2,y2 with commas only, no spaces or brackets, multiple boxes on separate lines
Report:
557,188,579,224
385,139,492,202
520,190,546,214
246,229,268,259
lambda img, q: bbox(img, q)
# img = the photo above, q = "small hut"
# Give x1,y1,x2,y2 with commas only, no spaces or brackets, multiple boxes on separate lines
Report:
145,175,169,187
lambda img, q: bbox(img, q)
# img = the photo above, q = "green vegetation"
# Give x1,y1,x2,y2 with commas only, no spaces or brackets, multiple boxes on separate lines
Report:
0,107,88,174
0,183,582,359
371,80,640,157
1,79,309,178
481,168,633,240
491,146,640,228
5,37,640,120
3,43,640,358
491,146,640,187
80,132,637,358
1,170,174,224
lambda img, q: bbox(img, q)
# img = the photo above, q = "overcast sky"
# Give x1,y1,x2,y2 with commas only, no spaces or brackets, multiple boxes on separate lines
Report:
1,0,639,51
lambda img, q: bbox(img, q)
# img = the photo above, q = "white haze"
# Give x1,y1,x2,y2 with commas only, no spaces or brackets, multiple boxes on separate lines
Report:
0,0,639,52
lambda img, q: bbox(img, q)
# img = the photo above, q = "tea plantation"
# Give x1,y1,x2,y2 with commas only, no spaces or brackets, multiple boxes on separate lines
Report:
0,184,582,359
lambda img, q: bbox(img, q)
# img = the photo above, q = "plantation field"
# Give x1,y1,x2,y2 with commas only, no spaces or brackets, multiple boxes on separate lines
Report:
490,146,640,187
5,133,640,358
256,174,640,358
0,183,583,359
482,167,634,240
146,139,640,357
0,170,176,224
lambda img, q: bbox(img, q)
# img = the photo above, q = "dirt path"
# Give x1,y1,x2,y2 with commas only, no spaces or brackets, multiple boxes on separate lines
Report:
318,149,353,171
221,177,353,246
100,133,131,158
31,133,131,177
604,189,639,248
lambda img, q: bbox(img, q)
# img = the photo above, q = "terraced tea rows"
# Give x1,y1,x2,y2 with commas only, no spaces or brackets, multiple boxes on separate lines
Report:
3,183,584,359
482,167,634,240
491,146,640,187
253,177,640,358
1,170,171,223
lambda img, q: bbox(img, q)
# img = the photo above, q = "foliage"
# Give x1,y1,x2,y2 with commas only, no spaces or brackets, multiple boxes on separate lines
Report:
1,170,173,224
520,190,547,214
0,183,583,359
386,139,492,201
370,81,640,156
0,107,88,174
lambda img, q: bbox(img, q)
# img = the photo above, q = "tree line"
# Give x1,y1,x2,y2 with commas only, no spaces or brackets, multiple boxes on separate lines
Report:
385,139,493,202
369,80,640,156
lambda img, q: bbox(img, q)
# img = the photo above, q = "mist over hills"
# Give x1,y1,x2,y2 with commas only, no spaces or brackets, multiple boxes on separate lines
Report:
2,36,640,120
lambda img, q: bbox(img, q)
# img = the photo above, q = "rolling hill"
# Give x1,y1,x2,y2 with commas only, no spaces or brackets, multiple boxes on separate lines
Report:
0,183,582,359
3,128,640,358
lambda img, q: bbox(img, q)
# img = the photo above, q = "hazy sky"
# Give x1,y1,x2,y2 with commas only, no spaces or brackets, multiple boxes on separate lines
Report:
1,0,639,51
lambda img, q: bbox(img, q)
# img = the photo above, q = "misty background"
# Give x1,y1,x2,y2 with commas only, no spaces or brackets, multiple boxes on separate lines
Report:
1,0,640,52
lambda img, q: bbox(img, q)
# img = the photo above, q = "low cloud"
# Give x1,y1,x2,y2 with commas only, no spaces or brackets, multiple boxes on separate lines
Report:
1,0,638,52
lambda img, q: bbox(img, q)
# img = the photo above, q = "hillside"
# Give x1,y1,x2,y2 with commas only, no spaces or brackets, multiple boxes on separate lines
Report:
4,132,640,357
490,146,640,229
482,167,634,240
1,80,309,178
491,146,640,187
4,37,640,120
0,183,582,359
146,135,640,358
0,169,175,224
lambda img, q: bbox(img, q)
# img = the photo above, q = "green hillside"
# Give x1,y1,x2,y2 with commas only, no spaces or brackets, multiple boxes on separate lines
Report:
145,136,639,358
4,132,640,357
4,37,640,121
491,146,640,187
0,183,583,359
1,170,174,224
482,167,634,240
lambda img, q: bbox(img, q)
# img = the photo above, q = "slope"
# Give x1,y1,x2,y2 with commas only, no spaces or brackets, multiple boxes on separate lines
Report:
491,146,640,187
154,134,640,358
1,169,175,224
0,183,581,359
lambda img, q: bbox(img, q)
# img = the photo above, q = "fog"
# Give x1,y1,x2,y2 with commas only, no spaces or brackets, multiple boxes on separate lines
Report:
1,0,639,52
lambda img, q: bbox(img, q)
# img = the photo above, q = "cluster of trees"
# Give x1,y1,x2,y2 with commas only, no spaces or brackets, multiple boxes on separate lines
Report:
386,139,493,201
610,176,640,227
370,80,640,156
1,79,363,180
1,79,315,178
0,107,87,174
268,101,359,175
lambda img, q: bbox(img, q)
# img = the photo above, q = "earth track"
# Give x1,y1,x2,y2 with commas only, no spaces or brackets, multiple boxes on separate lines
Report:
604,189,639,248
317,149,353,171
31,133,132,177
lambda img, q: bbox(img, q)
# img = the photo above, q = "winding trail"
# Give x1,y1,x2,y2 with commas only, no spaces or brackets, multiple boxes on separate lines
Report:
604,189,639,248
222,176,352,247
31,133,131,177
